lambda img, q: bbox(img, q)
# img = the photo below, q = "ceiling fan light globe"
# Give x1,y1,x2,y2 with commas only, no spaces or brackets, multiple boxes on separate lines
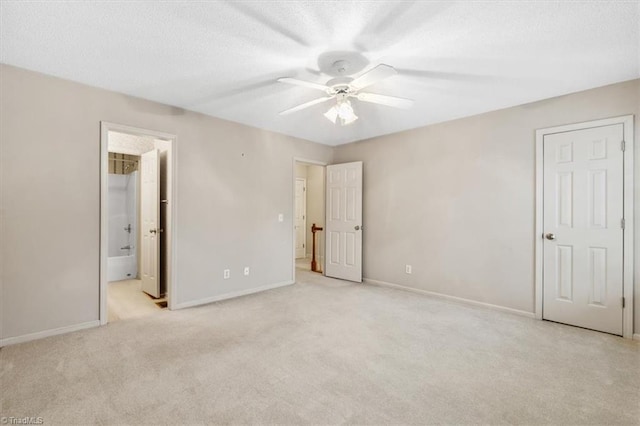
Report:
324,106,338,123
340,109,357,122
336,100,357,125
336,100,354,117
340,114,358,126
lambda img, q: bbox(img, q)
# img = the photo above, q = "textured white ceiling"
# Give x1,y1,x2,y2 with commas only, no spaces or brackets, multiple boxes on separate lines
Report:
1,1,638,146
108,131,156,156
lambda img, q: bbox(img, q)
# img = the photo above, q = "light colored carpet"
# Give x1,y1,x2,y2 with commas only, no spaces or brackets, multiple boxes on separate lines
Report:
1,269,639,425
295,256,311,271
107,279,162,322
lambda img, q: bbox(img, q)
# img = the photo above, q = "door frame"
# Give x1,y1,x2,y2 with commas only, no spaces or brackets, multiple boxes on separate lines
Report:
100,122,178,324
295,177,307,259
292,158,327,280
534,115,634,338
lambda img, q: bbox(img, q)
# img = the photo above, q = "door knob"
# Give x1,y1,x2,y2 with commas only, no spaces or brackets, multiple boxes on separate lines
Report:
354,225,360,231
545,233,556,241
150,229,157,234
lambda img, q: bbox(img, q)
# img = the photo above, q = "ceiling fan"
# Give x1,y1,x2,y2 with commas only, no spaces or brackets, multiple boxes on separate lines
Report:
278,63,414,125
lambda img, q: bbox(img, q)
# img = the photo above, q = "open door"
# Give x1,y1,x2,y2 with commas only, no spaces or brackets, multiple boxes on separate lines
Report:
141,148,160,297
295,178,307,259
325,161,363,282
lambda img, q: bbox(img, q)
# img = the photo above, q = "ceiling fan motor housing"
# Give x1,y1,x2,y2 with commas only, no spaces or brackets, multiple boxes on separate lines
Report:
326,77,354,96
336,92,349,103
317,51,369,77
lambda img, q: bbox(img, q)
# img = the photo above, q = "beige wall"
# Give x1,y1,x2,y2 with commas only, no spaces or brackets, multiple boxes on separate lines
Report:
0,64,333,341
333,78,640,333
295,164,307,180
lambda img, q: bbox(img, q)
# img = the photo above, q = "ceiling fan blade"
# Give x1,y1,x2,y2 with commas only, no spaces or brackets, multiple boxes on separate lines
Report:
350,64,397,90
278,77,330,92
279,96,334,115
355,92,414,109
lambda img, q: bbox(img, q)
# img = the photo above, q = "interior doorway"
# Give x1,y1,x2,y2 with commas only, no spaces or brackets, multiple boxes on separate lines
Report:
100,122,177,324
293,159,326,279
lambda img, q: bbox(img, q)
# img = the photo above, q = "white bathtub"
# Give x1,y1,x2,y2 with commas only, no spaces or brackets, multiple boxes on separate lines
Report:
107,254,137,282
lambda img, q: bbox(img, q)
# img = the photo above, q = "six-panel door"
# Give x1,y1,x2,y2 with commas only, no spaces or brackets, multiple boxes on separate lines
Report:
325,161,363,282
141,148,160,298
542,124,624,335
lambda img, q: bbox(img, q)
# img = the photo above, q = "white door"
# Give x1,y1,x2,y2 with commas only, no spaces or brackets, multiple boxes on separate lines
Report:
325,161,363,282
141,149,160,298
543,124,624,335
295,178,306,259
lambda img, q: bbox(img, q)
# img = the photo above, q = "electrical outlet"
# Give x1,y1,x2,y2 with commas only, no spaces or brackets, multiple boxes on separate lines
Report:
244,267,250,276
278,213,284,222
223,269,230,279
405,265,412,274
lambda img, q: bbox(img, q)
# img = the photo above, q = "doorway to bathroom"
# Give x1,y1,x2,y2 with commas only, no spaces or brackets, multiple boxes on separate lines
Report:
100,122,177,324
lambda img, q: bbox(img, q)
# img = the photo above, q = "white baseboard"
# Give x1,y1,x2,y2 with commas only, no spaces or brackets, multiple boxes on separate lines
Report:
174,280,295,310
0,320,100,347
633,334,640,342
364,278,536,319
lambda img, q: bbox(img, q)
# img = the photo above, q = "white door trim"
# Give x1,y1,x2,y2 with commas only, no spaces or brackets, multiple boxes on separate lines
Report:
292,157,327,281
100,122,178,325
535,115,634,338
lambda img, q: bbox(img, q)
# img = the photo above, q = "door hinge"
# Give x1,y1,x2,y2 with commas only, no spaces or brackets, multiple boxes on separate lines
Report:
622,297,625,308
621,218,625,230
621,140,626,151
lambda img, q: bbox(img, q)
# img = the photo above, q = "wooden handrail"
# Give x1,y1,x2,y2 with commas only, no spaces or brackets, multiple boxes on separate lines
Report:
311,223,323,273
